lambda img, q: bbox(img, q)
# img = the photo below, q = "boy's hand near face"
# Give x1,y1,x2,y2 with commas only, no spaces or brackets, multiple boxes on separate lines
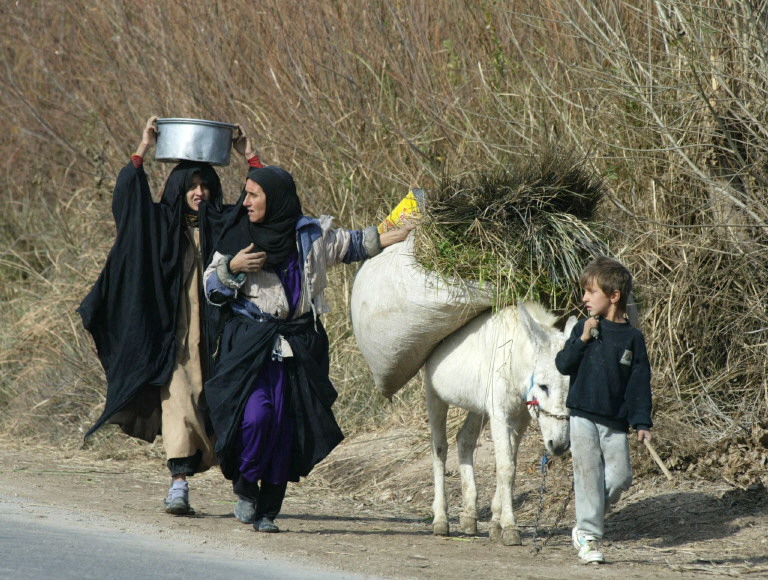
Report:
581,316,599,342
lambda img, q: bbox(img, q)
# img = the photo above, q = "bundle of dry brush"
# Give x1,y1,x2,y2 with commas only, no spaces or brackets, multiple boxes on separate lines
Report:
413,148,608,313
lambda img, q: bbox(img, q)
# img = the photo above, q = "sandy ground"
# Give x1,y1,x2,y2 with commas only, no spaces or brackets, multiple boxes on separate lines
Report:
0,429,766,580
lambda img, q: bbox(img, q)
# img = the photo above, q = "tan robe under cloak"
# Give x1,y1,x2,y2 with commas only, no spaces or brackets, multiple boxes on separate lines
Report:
159,227,217,471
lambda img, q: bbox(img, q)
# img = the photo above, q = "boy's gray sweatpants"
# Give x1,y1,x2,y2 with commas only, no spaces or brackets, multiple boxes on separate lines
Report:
570,415,633,539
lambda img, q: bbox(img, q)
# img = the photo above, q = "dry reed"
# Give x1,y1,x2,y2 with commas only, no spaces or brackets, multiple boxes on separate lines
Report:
0,0,766,489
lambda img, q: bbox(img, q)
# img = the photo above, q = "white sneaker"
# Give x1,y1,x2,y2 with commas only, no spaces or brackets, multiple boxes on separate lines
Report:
572,526,605,564
571,526,581,549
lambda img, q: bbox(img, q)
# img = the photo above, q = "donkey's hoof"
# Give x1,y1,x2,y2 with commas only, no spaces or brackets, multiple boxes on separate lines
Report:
489,521,502,541
459,516,478,535
432,521,450,536
501,527,522,546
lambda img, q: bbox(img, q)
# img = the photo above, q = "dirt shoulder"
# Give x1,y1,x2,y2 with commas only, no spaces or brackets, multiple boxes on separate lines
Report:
0,432,765,580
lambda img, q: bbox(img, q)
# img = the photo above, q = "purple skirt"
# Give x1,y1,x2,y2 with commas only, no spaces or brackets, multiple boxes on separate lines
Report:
237,354,295,485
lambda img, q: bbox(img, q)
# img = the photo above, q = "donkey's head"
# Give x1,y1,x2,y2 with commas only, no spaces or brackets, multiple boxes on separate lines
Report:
517,302,575,456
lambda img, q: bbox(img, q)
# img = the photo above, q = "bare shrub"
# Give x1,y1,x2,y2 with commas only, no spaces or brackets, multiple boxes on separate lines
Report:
0,0,766,484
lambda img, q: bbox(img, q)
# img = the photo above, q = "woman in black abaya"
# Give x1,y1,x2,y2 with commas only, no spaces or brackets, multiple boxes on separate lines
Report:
79,116,263,515
203,165,413,532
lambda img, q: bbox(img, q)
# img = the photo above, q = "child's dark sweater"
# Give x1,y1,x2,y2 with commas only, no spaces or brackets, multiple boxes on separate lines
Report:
556,318,652,432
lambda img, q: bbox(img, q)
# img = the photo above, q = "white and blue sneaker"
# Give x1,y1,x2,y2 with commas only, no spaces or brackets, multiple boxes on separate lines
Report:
572,526,605,564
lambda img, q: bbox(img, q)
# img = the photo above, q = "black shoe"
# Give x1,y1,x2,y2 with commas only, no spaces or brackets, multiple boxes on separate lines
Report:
253,517,279,533
234,498,256,524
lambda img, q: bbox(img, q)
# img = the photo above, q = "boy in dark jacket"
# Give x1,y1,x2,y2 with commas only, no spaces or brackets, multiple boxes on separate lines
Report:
556,256,652,564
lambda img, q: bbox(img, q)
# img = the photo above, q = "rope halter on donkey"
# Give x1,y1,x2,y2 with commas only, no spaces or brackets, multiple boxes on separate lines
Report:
525,373,570,421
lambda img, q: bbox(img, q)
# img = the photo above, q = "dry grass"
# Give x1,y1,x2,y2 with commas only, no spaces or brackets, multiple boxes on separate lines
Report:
413,146,607,312
0,0,766,487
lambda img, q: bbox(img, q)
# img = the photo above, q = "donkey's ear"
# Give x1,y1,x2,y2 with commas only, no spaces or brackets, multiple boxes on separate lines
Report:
564,315,578,337
518,301,549,347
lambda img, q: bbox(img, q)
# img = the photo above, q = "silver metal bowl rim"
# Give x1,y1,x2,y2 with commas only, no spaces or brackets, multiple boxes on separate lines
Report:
156,118,238,130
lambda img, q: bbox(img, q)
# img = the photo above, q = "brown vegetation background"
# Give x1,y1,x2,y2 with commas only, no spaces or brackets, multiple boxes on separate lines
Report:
1,0,766,488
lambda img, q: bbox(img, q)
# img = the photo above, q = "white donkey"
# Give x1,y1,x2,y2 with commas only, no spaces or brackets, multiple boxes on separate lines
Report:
423,301,576,545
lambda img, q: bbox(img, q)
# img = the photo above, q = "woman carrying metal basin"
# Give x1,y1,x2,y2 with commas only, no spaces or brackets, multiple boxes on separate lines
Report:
78,116,262,515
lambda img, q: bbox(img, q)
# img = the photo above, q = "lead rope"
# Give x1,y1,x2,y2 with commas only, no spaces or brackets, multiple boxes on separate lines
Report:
529,453,550,554
526,370,571,553
529,452,574,554
543,478,573,548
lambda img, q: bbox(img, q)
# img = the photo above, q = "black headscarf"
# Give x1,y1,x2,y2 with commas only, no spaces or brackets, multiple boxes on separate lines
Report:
78,160,234,441
215,166,302,267
169,161,222,226
161,161,223,211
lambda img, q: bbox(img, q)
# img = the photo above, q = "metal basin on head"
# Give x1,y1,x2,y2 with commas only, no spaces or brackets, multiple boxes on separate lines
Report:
155,118,237,166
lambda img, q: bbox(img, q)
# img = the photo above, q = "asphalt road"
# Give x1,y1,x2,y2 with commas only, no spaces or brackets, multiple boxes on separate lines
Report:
0,494,379,580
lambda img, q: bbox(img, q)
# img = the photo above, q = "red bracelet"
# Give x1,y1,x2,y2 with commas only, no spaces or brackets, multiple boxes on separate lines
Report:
247,153,263,168
131,155,144,168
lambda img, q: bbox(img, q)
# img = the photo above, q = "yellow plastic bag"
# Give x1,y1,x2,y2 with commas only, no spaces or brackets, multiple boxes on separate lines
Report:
378,188,424,233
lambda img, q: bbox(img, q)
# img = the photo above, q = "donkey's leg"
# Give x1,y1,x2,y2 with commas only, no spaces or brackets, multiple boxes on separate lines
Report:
487,416,523,545
425,381,451,536
502,426,526,546
457,412,484,535
489,482,502,541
